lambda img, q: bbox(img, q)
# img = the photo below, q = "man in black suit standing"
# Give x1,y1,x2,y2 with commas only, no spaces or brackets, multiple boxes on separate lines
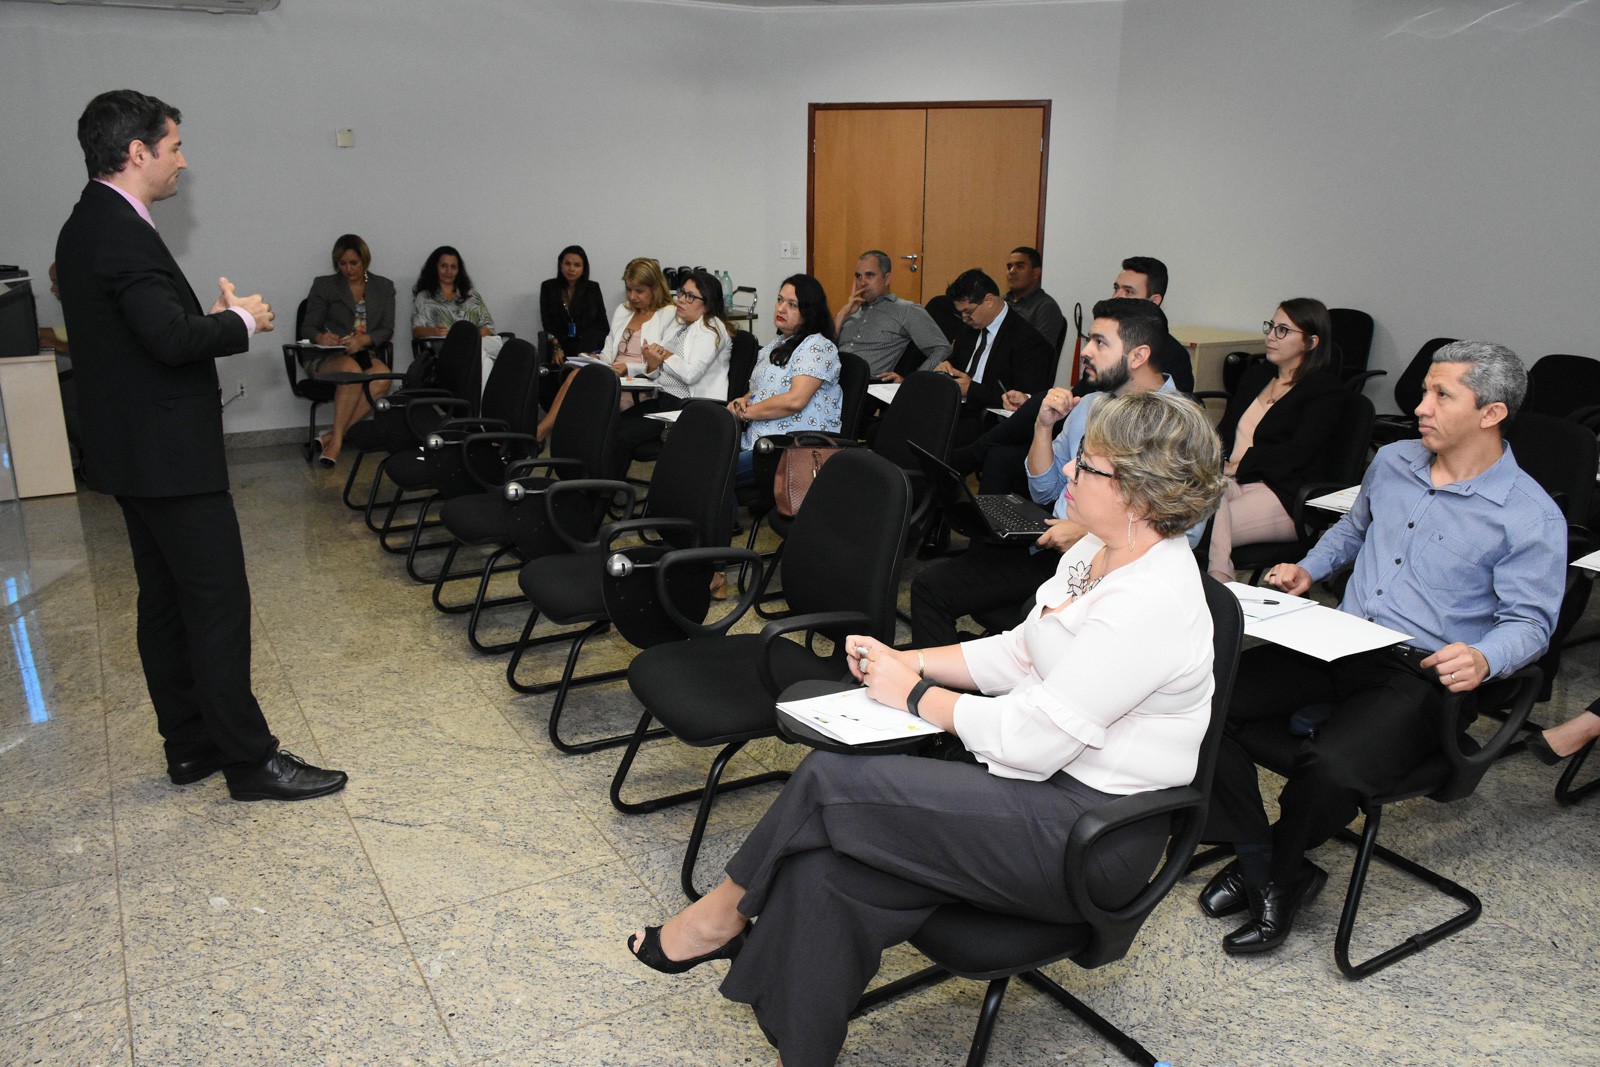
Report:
56,89,346,801
933,268,1054,448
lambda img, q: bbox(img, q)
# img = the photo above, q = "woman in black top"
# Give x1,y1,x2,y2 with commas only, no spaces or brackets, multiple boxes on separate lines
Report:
1206,297,1343,582
538,244,608,362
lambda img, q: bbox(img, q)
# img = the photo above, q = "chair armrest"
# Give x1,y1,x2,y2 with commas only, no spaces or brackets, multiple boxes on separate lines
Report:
1061,784,1206,933
639,545,767,638
1437,665,1541,799
602,516,698,554
540,480,639,551
1191,390,1230,404
1288,481,1349,531
1342,369,1388,390
405,396,471,440
433,417,509,440
756,611,874,696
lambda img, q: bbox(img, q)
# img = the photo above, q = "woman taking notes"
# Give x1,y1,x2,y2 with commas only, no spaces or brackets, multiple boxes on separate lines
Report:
300,233,396,466
627,390,1227,1067
1205,297,1343,583
617,268,735,449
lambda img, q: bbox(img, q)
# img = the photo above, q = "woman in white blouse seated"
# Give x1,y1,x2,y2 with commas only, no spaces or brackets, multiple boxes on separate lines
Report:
626,390,1226,1067
537,256,674,441
617,268,734,450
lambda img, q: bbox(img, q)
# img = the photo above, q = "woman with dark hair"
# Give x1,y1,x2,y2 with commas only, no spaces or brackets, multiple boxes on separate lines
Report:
1205,297,1343,583
627,390,1227,1067
617,269,736,449
538,244,608,361
301,233,397,466
411,245,495,338
729,273,843,485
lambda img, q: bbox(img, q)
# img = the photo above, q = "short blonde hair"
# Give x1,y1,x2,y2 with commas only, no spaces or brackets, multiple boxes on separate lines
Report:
1083,391,1226,537
331,233,371,272
622,257,672,312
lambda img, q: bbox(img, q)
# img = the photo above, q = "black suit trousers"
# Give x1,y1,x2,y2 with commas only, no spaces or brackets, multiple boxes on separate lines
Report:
117,491,277,766
1206,644,1447,885
909,541,1058,647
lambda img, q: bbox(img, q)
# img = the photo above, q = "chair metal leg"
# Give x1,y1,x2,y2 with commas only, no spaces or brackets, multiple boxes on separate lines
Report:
1555,738,1600,806
850,964,953,1017
430,542,523,613
403,497,466,581
534,619,651,755
463,554,530,654
341,449,375,510
1331,807,1481,980
1018,970,1159,1066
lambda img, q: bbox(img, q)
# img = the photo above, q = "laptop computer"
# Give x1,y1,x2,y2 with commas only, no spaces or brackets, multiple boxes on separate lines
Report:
910,442,1053,541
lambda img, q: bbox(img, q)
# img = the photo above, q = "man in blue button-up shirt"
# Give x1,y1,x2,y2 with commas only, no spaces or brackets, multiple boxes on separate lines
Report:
1200,341,1565,956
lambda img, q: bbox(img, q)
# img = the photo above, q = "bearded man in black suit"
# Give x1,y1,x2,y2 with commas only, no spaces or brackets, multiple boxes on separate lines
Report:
56,89,345,801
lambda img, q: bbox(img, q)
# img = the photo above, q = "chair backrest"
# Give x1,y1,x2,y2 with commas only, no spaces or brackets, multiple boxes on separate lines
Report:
837,350,872,439
550,363,622,477
1393,336,1457,416
871,370,963,471
924,294,962,342
1328,307,1375,377
1320,390,1378,486
479,337,541,430
727,330,759,402
435,319,484,408
645,402,740,550
1073,575,1243,966
1504,410,1597,523
782,448,911,642
1524,354,1600,419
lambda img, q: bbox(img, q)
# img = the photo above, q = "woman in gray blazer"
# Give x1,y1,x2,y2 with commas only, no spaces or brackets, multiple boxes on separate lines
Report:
300,233,396,466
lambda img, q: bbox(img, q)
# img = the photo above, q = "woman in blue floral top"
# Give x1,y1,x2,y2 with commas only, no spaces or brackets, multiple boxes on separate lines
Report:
730,273,842,485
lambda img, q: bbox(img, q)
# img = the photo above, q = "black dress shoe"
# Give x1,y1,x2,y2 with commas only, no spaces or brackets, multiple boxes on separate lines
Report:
1199,860,1248,918
224,749,348,802
1525,729,1565,766
1222,863,1329,956
167,746,227,785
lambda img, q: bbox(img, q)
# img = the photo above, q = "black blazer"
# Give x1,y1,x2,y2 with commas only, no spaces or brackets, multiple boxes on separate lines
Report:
55,181,248,497
1216,363,1344,514
950,308,1054,411
302,272,396,348
539,277,609,358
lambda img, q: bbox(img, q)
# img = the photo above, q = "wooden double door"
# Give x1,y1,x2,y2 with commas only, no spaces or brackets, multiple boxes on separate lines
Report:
808,102,1050,310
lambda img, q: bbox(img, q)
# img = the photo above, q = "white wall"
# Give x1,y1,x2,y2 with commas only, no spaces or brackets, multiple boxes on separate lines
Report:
4,0,1595,432
1113,0,1600,405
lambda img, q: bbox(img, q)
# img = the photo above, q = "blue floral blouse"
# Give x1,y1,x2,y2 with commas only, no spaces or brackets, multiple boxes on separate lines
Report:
741,334,843,449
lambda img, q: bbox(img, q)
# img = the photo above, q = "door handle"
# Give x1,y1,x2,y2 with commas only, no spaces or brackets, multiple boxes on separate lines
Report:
900,253,920,274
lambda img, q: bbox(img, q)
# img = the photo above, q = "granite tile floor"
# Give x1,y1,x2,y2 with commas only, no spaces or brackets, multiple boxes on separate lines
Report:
1,443,1597,1067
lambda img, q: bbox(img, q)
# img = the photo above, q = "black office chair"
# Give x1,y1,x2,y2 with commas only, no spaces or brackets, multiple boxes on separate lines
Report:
1371,337,1457,446
1328,307,1382,390
431,363,622,654
380,337,542,581
1224,391,1377,584
849,577,1243,1067
925,294,962,342
507,402,740,754
609,448,912,902
1218,666,1540,979
726,329,758,401
1524,353,1600,420
281,298,397,464
837,350,872,439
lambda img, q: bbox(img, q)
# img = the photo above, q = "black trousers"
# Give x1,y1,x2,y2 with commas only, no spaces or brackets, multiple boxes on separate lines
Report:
719,751,1163,1067
952,392,1054,494
616,391,688,450
1205,644,1449,885
117,492,277,766
909,541,1058,647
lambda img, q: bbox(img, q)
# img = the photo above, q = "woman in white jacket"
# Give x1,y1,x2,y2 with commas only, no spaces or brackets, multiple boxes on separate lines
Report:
537,256,674,441
618,269,734,449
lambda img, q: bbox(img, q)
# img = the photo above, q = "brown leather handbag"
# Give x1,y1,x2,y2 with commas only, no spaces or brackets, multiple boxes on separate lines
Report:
771,433,852,518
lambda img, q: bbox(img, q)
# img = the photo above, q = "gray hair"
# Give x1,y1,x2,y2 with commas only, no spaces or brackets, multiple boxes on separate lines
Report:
1432,341,1527,418
857,250,892,274
1083,390,1226,538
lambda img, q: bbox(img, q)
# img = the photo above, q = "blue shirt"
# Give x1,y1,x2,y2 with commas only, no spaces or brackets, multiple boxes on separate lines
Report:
1301,439,1565,677
1025,376,1201,547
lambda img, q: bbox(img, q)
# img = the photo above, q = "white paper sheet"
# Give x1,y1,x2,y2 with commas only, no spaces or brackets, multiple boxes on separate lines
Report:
1306,485,1361,514
1225,582,1318,624
867,383,900,404
1245,603,1412,662
644,409,682,423
777,687,945,745
1573,548,1600,573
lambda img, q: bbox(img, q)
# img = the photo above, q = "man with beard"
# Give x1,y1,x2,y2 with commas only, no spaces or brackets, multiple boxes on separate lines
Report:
910,298,1178,646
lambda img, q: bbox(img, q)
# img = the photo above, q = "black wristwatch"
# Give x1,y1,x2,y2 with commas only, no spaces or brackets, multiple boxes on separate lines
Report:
907,678,937,719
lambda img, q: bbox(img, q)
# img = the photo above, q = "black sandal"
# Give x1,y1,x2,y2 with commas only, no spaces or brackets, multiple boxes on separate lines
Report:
628,925,746,975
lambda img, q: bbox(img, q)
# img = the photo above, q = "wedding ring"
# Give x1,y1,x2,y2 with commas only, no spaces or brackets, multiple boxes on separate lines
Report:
1449,671,1457,682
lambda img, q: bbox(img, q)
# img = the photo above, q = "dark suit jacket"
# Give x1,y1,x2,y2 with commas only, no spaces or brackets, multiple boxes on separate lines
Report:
1216,363,1344,514
55,181,249,498
539,277,609,358
1156,332,1195,393
950,308,1054,411
302,271,396,348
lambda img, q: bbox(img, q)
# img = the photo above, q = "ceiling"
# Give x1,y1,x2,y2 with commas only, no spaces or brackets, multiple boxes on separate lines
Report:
638,0,1094,8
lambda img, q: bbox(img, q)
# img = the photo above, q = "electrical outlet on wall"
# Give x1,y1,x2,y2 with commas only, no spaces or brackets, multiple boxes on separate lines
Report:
779,241,802,260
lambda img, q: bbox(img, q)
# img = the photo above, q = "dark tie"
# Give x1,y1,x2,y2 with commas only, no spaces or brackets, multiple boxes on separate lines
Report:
970,329,990,381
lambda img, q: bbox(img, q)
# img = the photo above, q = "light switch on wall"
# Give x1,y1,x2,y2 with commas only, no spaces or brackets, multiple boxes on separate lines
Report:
336,129,354,148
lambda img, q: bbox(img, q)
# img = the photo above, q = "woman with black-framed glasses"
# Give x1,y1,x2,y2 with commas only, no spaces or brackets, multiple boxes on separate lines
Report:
1205,297,1344,583
618,269,736,448
626,391,1227,1067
